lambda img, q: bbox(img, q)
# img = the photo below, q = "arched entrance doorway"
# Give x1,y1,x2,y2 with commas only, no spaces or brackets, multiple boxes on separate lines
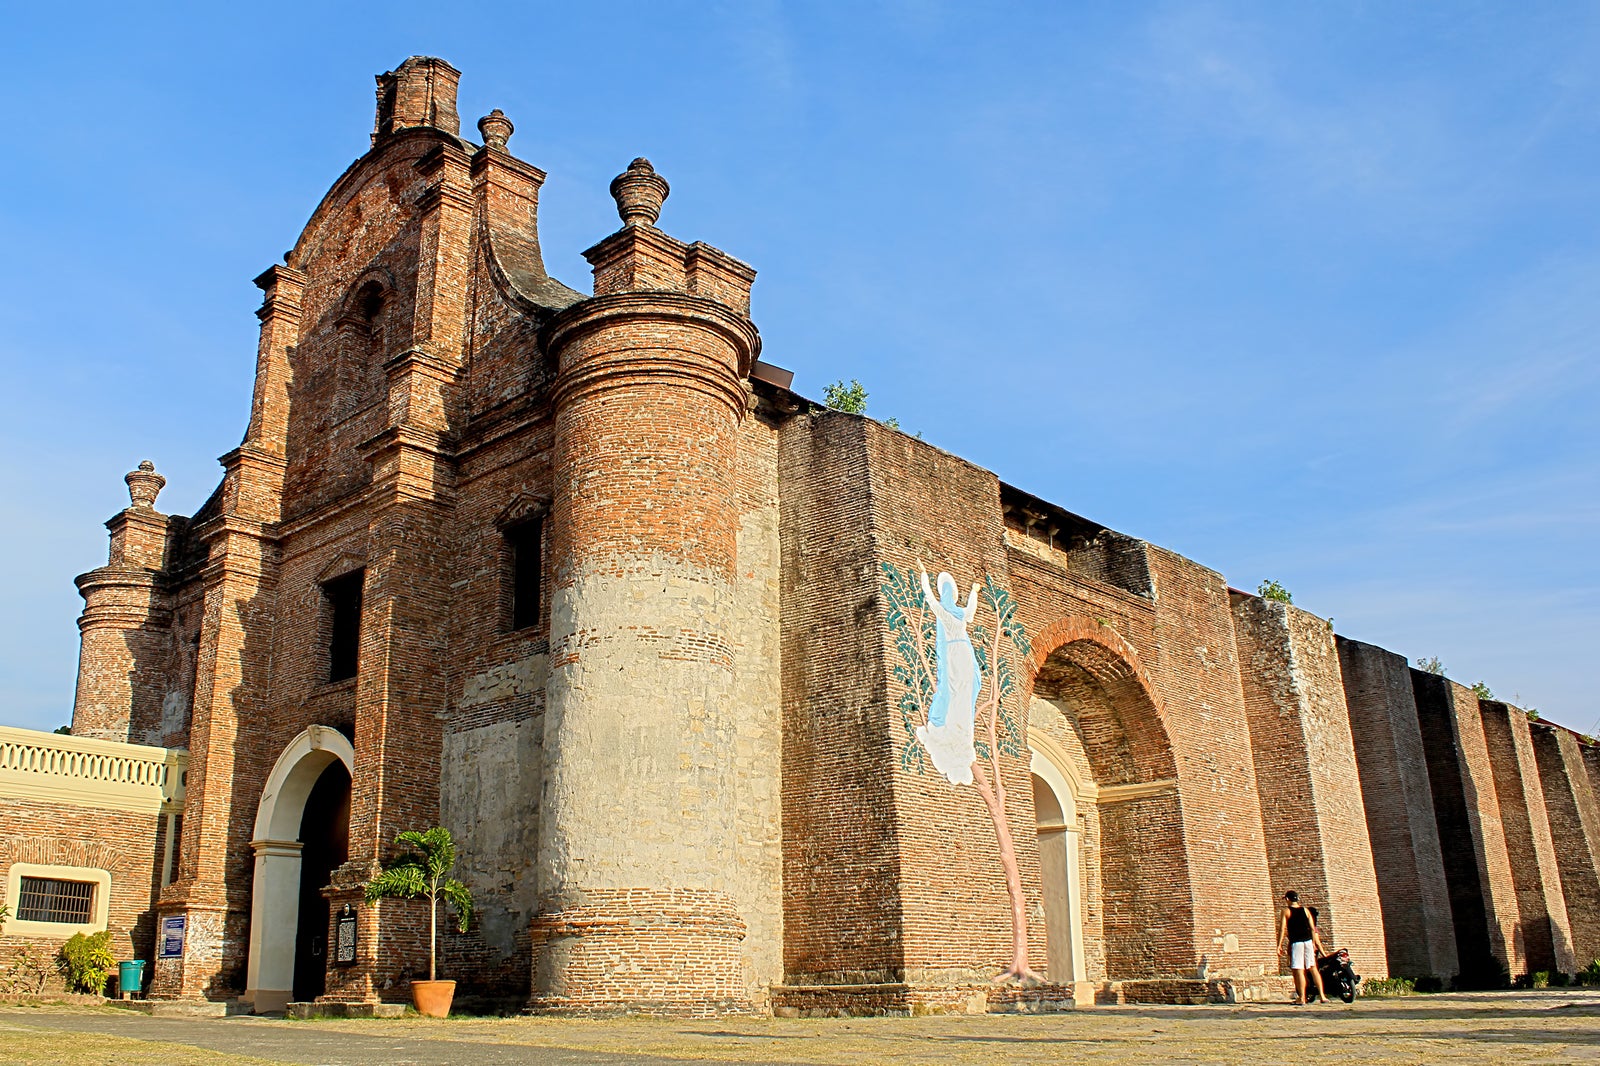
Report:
244,726,355,1013
1027,618,1190,982
1030,740,1087,986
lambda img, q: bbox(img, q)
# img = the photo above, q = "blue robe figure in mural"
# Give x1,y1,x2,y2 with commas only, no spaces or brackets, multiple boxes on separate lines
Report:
914,559,982,786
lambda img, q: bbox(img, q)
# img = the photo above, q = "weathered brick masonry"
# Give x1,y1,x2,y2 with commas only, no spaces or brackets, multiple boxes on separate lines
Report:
1412,673,1523,983
1335,638,1456,980
1232,595,1386,978
10,56,1600,1013
1479,701,1575,974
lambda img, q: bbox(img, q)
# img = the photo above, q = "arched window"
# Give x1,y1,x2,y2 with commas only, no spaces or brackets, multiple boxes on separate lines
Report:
334,281,387,417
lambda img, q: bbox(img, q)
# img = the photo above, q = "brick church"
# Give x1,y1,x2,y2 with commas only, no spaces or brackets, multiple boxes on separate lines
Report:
4,57,1599,1015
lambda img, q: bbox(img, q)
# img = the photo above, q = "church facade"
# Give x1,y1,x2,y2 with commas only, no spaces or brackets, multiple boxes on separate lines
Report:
5,57,1599,1015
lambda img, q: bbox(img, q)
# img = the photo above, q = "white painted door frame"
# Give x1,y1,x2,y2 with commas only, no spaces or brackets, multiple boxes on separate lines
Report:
241,725,355,1013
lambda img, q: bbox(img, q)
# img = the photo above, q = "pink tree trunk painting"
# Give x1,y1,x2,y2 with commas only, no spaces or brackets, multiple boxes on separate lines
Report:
883,559,1039,983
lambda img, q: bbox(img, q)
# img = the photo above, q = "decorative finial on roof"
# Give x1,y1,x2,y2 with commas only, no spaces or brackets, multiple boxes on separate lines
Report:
478,109,513,151
125,460,165,510
609,158,670,228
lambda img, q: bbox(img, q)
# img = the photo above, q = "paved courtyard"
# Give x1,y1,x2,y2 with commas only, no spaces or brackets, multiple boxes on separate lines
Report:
4,991,1598,1065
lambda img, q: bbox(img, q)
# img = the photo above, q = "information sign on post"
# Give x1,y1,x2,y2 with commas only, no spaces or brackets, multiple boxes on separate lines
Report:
335,904,357,966
158,915,186,959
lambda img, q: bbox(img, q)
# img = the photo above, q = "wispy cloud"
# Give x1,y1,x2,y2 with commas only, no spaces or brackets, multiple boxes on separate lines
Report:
1122,4,1600,243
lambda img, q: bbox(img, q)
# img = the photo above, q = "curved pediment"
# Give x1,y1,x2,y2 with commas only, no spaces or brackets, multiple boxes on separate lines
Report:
315,551,366,584
495,492,551,530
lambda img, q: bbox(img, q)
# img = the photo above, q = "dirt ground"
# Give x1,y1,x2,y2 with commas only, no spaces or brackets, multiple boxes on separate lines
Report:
3,989,1598,1065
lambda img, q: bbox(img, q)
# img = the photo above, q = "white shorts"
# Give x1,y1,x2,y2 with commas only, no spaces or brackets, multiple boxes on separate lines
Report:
1289,940,1316,970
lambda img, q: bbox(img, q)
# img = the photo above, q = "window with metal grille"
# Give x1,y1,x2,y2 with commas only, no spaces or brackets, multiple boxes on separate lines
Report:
17,876,95,924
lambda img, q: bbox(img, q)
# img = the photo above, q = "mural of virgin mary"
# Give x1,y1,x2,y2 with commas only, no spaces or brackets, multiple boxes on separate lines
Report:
913,557,982,785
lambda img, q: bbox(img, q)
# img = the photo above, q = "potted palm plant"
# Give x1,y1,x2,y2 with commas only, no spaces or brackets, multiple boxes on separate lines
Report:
363,826,474,1018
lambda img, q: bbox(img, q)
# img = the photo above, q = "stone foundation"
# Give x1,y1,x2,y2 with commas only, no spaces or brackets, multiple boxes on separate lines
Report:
527,888,750,1016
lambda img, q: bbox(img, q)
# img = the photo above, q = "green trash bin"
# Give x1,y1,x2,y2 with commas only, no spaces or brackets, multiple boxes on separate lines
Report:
117,960,146,999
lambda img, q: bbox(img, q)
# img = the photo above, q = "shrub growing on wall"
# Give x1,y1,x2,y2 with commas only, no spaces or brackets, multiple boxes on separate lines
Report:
1257,579,1293,604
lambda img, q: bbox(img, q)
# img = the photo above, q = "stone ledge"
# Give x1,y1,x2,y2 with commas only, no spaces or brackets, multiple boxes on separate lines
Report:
772,977,1297,1016
287,1000,407,1019
111,999,232,1017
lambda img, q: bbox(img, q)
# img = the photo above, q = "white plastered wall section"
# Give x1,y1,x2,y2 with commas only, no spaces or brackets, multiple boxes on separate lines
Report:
728,423,783,1007
539,556,741,892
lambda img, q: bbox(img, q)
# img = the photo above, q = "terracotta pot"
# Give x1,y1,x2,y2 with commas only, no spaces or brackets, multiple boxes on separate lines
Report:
410,979,456,1018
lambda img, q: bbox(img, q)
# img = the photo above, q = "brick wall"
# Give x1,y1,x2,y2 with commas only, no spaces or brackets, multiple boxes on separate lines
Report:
1231,595,1386,979
859,420,1040,986
727,409,785,1007
1145,548,1278,978
1335,638,1456,979
1412,671,1522,983
529,191,762,1014
1005,527,1166,982
1479,702,1576,974
0,796,171,993
779,411,903,985
56,53,1599,1016
1530,725,1600,968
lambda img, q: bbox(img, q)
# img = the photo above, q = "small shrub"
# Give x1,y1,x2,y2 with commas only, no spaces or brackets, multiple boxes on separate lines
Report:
1257,579,1292,604
1361,976,1415,997
2,946,53,994
57,931,115,995
1577,959,1600,987
822,379,868,415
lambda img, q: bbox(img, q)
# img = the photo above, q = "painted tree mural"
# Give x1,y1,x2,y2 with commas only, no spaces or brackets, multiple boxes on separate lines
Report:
882,558,1039,983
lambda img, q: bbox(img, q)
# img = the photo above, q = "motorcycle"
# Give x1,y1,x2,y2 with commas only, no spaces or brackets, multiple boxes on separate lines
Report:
1306,947,1360,1003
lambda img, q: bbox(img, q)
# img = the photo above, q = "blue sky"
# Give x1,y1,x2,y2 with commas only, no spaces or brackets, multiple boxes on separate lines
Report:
1,2,1596,735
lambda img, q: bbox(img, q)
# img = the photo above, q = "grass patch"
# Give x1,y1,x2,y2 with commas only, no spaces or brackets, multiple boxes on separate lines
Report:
0,1022,275,1066
1361,977,1416,997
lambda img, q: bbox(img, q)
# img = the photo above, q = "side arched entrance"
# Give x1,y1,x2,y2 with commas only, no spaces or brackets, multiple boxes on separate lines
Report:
1030,735,1089,986
244,726,354,1013
1026,617,1192,983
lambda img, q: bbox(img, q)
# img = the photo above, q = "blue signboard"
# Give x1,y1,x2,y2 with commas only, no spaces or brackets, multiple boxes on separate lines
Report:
158,915,186,959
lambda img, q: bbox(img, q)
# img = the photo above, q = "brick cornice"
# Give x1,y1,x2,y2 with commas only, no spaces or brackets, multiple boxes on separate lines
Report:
380,345,461,381
355,423,456,462
582,223,690,273
469,144,547,187
545,291,760,420
74,565,164,595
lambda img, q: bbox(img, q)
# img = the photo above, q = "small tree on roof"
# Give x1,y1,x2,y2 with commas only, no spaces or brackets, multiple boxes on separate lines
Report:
363,827,474,982
823,378,869,414
1257,579,1292,604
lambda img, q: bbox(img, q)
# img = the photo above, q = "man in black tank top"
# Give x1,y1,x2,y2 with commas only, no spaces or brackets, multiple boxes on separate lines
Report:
1277,890,1327,1004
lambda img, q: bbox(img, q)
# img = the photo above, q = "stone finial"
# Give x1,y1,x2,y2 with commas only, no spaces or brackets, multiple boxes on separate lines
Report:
609,158,670,227
125,460,165,510
477,109,513,151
